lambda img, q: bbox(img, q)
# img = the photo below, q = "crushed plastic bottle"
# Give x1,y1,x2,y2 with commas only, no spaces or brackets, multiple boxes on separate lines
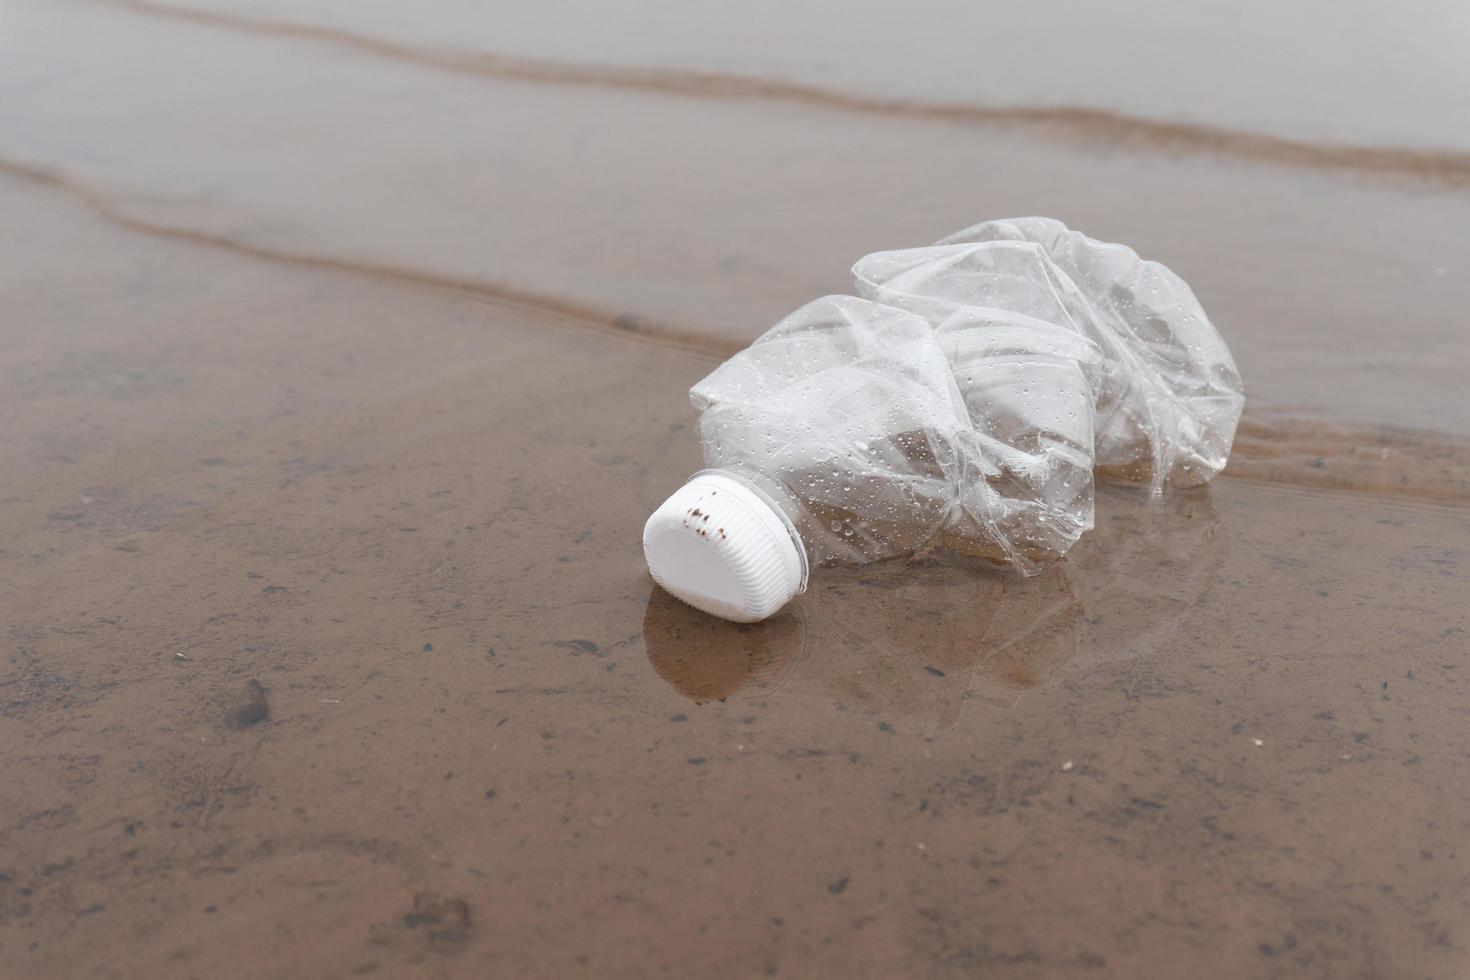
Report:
643,218,1245,622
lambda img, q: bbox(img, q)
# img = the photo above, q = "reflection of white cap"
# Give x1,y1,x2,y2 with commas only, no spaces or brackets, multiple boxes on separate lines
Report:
642,470,808,623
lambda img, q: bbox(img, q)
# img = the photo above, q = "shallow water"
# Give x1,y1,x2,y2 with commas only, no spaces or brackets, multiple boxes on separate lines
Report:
2,2,1469,977
81,0,1470,152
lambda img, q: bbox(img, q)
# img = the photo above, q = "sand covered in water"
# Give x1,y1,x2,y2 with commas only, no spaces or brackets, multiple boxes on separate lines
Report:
3,2,1469,976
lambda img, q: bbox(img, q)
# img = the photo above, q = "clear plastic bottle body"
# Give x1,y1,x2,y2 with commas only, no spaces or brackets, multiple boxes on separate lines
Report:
853,217,1246,492
692,295,1098,574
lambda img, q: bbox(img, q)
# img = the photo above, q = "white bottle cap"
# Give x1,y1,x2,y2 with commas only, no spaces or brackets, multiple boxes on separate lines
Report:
642,470,808,623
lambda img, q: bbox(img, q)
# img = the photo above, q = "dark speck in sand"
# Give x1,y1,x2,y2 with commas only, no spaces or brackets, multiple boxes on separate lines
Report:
556,639,600,655
484,789,496,800
261,585,287,594
827,878,849,895
670,713,688,722
687,757,706,765
422,642,433,652
924,665,946,677
1257,934,1301,957
396,893,472,944
225,679,269,728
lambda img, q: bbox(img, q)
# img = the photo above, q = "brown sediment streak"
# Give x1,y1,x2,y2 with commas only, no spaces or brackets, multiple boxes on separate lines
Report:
4,159,1468,505
1224,413,1470,503
96,0,1470,189
0,158,735,361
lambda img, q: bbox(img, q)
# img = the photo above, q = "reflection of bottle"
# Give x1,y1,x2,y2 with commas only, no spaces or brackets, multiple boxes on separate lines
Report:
641,561,1071,732
977,568,1081,698
1064,484,1227,674
642,596,805,704
644,220,1242,623
642,485,1224,731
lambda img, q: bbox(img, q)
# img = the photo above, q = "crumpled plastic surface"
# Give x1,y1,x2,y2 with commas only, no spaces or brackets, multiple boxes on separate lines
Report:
691,218,1245,574
854,217,1245,490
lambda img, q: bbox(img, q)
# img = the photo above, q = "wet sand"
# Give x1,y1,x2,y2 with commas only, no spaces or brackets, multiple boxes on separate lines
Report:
3,2,1470,978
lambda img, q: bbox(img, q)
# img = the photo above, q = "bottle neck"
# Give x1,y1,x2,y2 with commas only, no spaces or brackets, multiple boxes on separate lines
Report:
690,468,810,591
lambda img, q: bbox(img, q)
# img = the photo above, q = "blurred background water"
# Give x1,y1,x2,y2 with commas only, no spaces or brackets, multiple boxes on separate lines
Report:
104,0,1470,150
